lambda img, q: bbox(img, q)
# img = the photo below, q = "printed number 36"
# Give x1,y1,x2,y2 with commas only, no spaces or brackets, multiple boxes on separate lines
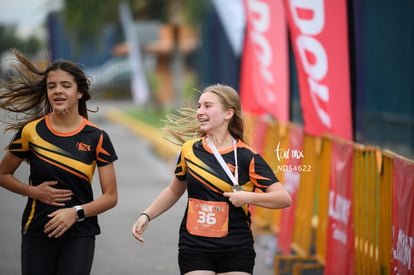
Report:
197,211,216,225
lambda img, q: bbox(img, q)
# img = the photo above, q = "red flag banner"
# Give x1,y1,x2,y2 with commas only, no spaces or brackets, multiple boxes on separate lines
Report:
240,0,289,121
277,125,304,254
392,157,414,274
325,141,354,274
283,0,352,140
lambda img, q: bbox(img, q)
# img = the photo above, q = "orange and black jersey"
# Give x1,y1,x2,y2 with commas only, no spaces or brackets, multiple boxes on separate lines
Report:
175,137,278,251
9,115,117,238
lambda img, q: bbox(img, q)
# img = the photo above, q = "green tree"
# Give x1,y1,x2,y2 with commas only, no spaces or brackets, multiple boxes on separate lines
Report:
0,25,44,55
62,0,120,43
61,0,206,45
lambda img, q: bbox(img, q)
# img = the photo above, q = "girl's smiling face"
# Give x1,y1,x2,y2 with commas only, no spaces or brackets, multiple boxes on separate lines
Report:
47,69,82,116
196,91,234,135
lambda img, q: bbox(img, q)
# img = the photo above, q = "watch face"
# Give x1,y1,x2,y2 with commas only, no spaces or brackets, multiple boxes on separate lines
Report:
76,207,85,221
78,209,85,219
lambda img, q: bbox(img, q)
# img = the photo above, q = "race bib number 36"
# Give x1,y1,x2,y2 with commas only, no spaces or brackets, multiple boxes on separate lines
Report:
186,198,229,238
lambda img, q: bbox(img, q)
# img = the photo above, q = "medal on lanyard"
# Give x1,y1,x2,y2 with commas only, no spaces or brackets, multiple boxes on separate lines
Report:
207,137,241,191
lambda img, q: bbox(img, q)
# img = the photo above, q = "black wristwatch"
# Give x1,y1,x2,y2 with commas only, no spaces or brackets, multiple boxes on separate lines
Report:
74,205,85,222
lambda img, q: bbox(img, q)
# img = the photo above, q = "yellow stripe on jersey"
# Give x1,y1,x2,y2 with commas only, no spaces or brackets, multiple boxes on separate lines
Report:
31,143,95,182
182,140,234,194
23,180,36,234
12,119,96,182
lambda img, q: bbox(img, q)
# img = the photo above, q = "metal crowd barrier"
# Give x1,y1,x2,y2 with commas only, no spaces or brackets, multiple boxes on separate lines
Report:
245,115,412,275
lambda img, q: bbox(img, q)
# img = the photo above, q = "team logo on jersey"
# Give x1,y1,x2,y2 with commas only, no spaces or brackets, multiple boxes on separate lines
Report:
76,142,91,152
227,163,236,173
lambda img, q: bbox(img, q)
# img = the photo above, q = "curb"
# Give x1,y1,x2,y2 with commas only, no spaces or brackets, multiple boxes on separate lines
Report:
106,108,180,162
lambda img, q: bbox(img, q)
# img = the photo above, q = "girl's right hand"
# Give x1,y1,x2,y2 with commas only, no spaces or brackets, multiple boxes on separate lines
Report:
132,214,149,242
32,181,73,206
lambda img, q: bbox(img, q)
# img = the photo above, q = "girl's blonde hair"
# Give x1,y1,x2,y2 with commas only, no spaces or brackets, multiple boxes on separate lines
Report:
162,84,245,145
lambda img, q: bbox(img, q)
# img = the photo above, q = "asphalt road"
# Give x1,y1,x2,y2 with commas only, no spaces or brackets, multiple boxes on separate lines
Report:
0,100,274,275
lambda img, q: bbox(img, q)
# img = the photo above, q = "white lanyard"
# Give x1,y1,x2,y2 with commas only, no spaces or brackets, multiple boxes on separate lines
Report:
206,136,241,191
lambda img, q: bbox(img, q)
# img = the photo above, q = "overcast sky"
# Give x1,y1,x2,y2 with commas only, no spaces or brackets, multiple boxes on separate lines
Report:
0,0,62,37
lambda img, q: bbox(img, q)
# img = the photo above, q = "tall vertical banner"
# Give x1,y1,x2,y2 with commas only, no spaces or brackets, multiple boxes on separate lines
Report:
325,141,354,274
211,0,246,57
392,157,414,275
283,0,353,140
119,1,149,105
240,0,289,122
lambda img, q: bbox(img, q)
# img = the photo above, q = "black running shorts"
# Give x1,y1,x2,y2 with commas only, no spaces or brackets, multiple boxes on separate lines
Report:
178,248,255,274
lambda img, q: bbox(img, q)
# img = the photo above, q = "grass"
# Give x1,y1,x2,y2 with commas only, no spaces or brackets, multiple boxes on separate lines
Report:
123,107,167,129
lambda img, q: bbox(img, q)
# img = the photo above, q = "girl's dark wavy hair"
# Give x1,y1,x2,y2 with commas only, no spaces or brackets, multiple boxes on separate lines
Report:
0,50,94,132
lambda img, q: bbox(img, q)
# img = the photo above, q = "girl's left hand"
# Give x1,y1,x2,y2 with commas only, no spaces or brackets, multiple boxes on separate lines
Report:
131,215,149,243
223,190,249,207
44,208,77,238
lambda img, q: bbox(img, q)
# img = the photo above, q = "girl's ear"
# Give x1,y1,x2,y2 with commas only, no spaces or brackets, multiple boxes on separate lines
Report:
225,108,235,121
77,91,83,99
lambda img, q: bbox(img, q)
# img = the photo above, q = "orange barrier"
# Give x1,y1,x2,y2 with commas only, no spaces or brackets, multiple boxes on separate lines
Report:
247,115,280,232
314,136,331,266
264,121,288,234
353,145,382,274
273,132,326,274
379,150,393,275
291,134,320,257
245,116,413,275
